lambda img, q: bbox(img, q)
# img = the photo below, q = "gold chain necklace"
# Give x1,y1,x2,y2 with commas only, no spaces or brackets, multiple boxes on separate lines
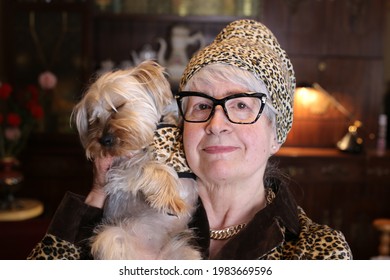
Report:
210,223,247,240
209,187,275,240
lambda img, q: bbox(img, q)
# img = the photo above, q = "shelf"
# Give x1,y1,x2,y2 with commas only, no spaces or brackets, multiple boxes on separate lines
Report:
93,13,256,23
13,1,90,12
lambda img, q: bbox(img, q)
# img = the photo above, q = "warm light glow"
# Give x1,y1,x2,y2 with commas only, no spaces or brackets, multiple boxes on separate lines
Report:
295,83,364,153
295,87,318,106
349,125,357,133
295,86,331,114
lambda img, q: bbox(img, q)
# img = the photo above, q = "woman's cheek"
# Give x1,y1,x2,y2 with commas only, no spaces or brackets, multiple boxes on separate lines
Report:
183,127,195,161
183,125,202,170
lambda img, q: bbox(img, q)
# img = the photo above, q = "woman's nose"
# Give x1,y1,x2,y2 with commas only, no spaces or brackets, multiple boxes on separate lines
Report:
205,106,231,134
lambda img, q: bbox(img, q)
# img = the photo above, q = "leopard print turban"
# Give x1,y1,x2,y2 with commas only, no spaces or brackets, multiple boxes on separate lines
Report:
179,19,296,144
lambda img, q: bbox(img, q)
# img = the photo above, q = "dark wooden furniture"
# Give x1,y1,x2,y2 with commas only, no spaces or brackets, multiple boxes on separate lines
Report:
2,0,386,146
263,0,386,148
0,133,92,260
0,0,388,260
272,147,390,259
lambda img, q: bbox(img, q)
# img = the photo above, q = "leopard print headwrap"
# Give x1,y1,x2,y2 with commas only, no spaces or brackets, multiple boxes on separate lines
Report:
179,19,296,144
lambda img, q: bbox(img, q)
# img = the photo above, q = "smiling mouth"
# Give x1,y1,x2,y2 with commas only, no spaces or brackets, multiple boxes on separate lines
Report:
203,146,238,154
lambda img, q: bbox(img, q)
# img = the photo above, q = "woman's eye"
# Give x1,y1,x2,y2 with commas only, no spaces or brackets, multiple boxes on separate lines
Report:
191,103,211,112
237,102,249,109
232,101,251,111
194,103,212,111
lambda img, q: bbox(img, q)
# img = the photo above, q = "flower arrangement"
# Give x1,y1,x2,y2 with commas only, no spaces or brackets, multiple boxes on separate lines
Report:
0,82,44,159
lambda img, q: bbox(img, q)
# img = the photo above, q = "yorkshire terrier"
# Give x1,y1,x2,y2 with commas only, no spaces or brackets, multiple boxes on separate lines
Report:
72,60,200,259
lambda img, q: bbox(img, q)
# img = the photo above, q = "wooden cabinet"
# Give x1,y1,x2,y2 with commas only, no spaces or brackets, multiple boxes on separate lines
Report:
2,0,92,132
2,1,262,129
91,14,243,73
89,2,261,85
0,0,388,260
262,0,386,148
288,57,384,148
263,0,384,57
273,147,390,260
2,0,386,147
2,0,91,86
324,0,384,57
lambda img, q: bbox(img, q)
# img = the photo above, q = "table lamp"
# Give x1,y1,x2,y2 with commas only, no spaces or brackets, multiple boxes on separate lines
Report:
295,82,363,153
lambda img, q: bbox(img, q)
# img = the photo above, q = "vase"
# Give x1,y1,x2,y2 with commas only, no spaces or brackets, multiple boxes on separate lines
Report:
0,157,24,210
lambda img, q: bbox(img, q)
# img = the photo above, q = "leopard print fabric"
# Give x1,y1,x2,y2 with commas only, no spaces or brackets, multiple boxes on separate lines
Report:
259,207,353,260
27,206,351,260
153,125,193,177
179,19,295,144
27,234,81,260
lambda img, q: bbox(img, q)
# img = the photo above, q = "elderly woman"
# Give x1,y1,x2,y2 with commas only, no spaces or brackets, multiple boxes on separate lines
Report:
28,20,352,260
175,19,351,259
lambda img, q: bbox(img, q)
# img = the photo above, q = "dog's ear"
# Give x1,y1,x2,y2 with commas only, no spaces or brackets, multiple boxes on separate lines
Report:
70,97,89,149
134,60,173,114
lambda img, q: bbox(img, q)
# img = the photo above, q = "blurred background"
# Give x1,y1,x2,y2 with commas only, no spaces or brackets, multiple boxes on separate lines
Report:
0,0,390,260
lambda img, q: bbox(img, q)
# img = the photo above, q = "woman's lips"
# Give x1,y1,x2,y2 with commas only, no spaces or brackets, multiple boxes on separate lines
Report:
203,146,238,154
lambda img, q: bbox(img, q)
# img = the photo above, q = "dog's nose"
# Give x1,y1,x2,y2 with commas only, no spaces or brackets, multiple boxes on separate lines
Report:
99,133,115,147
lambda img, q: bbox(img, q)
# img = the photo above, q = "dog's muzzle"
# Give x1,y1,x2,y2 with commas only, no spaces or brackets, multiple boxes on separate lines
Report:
99,133,115,147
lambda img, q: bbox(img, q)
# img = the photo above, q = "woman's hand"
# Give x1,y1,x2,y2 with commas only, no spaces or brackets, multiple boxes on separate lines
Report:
84,156,114,208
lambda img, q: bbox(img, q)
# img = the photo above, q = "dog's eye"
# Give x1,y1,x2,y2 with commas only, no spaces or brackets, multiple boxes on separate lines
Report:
112,103,125,112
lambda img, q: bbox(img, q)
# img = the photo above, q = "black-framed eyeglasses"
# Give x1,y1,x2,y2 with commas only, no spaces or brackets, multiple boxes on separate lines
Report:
175,91,267,124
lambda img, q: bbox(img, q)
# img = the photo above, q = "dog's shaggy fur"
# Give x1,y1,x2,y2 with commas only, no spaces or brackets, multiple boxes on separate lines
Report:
72,60,200,259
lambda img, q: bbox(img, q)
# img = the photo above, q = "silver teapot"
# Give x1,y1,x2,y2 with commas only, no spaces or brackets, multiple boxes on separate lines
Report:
131,44,158,65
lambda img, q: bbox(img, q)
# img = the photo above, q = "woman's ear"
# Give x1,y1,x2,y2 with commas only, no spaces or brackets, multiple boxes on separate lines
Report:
270,137,281,156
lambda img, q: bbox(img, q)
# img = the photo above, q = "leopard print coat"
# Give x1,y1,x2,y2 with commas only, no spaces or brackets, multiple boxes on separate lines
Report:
28,186,352,260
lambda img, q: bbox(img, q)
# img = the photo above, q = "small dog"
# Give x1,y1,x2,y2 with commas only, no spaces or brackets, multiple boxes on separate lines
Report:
72,60,200,259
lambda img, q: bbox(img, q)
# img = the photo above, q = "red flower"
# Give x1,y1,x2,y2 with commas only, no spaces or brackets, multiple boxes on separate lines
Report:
1,82,45,158
0,83,12,99
6,113,22,127
29,103,44,120
27,84,40,101
26,100,44,120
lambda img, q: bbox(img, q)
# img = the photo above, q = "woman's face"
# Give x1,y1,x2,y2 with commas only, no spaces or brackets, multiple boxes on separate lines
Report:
183,79,279,186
